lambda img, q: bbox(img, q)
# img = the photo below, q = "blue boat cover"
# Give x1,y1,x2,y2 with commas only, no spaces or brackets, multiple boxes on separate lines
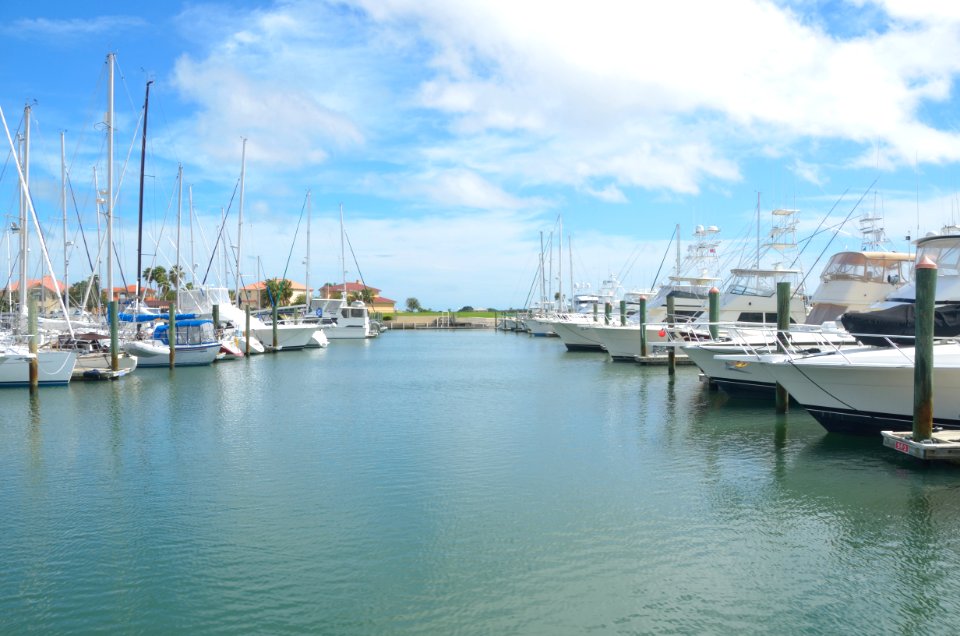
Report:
154,319,213,334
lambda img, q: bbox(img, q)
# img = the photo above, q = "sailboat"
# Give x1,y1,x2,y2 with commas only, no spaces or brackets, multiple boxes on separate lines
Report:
121,80,219,368
177,141,316,351
311,203,379,339
0,103,78,386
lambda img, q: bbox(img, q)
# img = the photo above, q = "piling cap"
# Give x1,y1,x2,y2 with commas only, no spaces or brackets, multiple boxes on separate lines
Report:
709,287,720,294
917,256,938,269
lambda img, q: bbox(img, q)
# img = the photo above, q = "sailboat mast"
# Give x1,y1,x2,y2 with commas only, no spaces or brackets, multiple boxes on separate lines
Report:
106,53,115,313
235,138,247,303
539,231,545,308
19,105,30,322
175,163,182,294
0,104,74,336
136,80,153,305
558,216,563,311
340,202,346,300
305,189,311,312
221,207,226,287
61,131,68,315
189,185,195,287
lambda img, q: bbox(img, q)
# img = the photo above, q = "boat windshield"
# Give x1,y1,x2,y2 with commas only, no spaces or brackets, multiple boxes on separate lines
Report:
821,252,911,284
725,274,776,297
917,240,960,276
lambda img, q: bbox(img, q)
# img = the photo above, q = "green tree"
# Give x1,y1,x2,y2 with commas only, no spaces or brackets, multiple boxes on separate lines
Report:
168,265,186,294
405,297,422,312
68,276,102,310
348,288,375,304
264,278,293,306
143,266,168,297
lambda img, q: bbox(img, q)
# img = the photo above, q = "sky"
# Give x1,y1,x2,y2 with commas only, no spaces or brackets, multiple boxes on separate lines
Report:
3,0,960,310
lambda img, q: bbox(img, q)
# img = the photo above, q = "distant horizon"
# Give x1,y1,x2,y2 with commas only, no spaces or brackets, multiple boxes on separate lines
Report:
2,1,958,309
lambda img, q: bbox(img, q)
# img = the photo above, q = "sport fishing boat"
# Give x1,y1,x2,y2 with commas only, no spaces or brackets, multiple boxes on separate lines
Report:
747,340,960,434
680,238,913,394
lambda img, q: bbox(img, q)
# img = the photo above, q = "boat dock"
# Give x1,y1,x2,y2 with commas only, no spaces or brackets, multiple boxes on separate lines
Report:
881,430,960,461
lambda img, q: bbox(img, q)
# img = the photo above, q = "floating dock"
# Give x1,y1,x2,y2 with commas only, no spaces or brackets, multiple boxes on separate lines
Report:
881,430,960,461
635,353,695,366
73,367,134,381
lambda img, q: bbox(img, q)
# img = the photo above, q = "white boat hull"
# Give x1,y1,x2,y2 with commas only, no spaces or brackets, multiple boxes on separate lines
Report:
552,319,607,351
125,341,221,367
0,350,76,387
762,344,960,434
323,325,371,339
250,324,317,351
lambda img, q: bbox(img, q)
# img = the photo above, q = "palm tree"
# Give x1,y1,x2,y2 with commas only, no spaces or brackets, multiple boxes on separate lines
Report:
264,278,293,306
143,266,168,298
168,265,186,293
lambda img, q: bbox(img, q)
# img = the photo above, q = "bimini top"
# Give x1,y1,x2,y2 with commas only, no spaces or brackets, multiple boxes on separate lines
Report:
154,319,213,333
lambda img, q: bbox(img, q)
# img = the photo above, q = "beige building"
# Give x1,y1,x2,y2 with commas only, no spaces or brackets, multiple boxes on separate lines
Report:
238,279,309,309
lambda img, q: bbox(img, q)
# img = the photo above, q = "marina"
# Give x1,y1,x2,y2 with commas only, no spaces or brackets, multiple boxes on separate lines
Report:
4,330,960,633
7,2,960,633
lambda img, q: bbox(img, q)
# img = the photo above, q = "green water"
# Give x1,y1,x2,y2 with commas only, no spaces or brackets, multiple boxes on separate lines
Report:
3,330,960,634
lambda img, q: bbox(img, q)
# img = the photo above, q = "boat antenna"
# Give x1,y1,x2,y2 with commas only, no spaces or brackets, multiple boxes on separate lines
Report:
649,223,678,289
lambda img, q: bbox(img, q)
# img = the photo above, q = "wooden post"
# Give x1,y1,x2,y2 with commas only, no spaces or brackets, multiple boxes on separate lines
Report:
212,303,220,332
667,295,675,375
913,257,937,441
245,305,251,356
168,302,177,368
109,299,119,371
775,281,790,413
28,294,38,390
593,302,598,323
604,302,611,326
272,303,279,351
639,295,647,358
708,286,720,340
619,300,626,326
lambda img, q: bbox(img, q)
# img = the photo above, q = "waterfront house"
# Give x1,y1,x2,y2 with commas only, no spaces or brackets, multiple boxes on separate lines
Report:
238,280,310,310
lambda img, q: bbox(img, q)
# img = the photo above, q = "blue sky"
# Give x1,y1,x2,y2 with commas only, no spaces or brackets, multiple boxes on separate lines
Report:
3,0,960,309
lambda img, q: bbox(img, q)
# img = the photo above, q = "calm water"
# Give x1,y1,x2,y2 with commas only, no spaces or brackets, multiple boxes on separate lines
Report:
3,330,960,634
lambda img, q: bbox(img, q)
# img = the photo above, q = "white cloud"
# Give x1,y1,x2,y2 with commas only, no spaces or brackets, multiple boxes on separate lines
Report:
3,16,147,39
352,0,960,179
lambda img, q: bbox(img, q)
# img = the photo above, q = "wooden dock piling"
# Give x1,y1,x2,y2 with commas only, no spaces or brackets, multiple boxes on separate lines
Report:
913,257,936,440
245,305,251,356
667,295,675,376
28,295,38,390
708,287,719,340
639,296,647,358
109,300,119,371
169,302,176,368
775,281,790,413
272,303,279,351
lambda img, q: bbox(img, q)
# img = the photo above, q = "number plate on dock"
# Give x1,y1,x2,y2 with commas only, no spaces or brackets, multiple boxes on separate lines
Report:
894,440,911,454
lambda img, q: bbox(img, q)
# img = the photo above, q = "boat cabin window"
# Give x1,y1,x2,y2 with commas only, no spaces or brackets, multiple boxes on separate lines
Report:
725,275,775,297
918,240,960,276
736,312,794,324
821,252,911,283
341,308,350,319
351,308,365,318
821,253,867,280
